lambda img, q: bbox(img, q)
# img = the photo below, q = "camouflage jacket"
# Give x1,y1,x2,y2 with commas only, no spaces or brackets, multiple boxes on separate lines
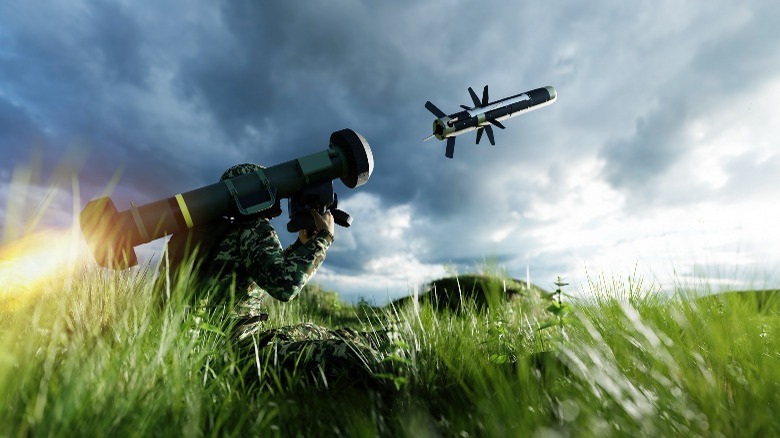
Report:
167,217,332,305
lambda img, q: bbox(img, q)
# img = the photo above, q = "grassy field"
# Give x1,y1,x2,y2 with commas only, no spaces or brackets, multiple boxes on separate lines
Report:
1,262,778,437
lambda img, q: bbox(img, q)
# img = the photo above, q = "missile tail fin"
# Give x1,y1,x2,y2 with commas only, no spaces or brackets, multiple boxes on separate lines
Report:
476,128,483,144
468,87,481,108
425,101,447,118
445,137,456,158
485,125,495,146
489,119,506,129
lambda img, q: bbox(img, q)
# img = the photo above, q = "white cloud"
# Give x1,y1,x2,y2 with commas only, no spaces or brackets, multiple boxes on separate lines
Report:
323,192,445,299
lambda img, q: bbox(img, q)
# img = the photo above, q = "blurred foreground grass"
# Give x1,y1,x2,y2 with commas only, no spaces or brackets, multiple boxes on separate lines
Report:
1,262,778,437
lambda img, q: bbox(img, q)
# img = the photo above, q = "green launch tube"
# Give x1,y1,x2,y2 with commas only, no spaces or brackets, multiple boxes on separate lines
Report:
80,129,373,269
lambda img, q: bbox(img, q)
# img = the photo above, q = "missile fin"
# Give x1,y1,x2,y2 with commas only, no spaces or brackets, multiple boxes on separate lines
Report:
445,137,456,158
460,105,471,110
489,119,506,129
485,125,495,146
476,127,483,144
468,87,481,108
425,101,447,118
481,85,489,106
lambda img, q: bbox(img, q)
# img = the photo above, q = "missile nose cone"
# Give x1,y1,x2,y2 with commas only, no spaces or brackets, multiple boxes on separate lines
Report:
545,86,557,101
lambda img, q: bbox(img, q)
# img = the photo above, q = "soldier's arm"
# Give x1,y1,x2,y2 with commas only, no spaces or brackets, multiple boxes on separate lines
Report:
239,219,332,302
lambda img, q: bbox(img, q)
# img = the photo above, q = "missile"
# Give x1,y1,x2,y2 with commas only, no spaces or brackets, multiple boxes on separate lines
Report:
424,85,557,158
80,129,373,269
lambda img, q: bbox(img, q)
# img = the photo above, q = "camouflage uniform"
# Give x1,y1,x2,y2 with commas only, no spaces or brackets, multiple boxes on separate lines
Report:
235,322,401,389
166,163,394,388
207,215,332,303
166,163,332,306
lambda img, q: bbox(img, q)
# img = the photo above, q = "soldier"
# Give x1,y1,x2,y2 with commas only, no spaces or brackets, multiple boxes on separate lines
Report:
165,163,395,389
166,163,334,305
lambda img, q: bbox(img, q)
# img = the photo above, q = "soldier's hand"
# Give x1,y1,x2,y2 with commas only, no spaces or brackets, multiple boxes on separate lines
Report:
311,209,335,239
298,229,311,244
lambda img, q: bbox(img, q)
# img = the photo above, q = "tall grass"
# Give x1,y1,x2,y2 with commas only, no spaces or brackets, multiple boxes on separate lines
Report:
1,260,778,436
560,283,779,436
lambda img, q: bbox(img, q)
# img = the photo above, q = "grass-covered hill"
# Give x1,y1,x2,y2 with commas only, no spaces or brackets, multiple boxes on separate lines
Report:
390,274,550,313
1,265,778,436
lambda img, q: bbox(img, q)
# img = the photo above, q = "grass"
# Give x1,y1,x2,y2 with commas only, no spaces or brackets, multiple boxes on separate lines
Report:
1,260,778,437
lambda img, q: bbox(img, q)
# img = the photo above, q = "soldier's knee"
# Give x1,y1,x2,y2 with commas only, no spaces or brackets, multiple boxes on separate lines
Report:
265,284,301,302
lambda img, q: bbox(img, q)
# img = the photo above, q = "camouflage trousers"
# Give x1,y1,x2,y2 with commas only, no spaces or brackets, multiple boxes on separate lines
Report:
232,319,399,389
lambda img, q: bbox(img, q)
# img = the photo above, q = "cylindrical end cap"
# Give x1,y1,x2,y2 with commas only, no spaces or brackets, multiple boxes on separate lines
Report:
330,129,373,188
80,197,138,269
545,86,557,101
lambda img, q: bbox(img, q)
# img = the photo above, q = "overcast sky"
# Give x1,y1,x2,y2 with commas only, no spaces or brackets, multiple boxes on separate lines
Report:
2,1,779,303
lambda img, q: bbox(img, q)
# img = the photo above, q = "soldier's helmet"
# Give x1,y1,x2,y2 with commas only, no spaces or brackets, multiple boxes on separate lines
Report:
220,163,265,181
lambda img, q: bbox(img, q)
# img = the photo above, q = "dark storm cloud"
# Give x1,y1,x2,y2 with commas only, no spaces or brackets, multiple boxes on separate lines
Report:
0,2,182,203
178,2,413,144
4,2,294,208
0,98,47,164
86,1,147,87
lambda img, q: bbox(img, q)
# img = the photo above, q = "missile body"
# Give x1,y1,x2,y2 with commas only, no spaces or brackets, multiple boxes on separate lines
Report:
425,85,557,158
80,129,373,269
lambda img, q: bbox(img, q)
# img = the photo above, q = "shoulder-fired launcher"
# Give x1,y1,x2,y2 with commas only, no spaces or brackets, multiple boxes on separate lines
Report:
80,129,373,269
